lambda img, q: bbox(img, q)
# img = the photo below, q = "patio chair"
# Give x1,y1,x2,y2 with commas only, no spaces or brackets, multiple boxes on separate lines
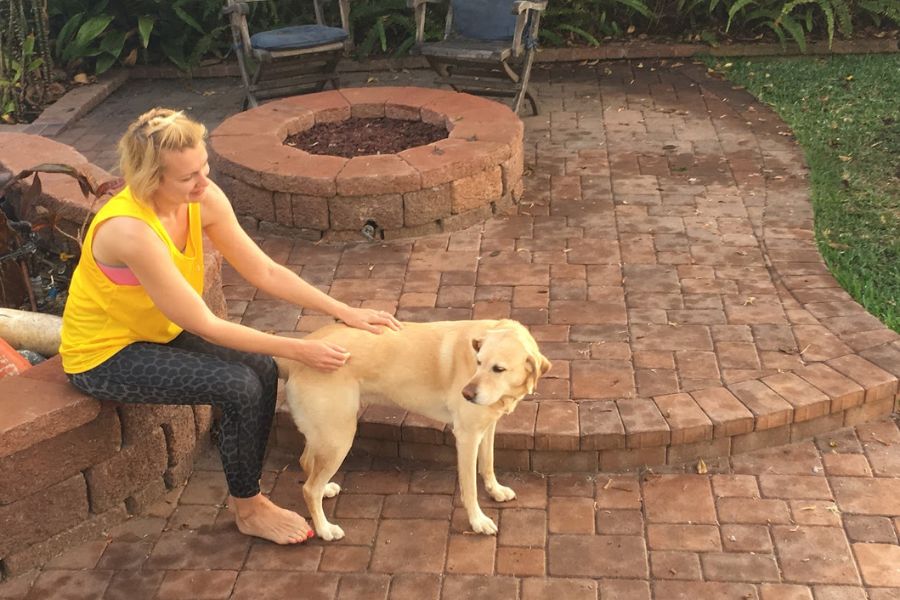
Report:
223,0,351,110
409,0,546,115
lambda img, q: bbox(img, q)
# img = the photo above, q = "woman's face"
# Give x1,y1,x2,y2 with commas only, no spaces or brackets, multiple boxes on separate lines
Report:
154,144,211,207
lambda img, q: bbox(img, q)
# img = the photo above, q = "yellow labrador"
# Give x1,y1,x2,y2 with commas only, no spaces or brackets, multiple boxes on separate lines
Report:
275,319,551,541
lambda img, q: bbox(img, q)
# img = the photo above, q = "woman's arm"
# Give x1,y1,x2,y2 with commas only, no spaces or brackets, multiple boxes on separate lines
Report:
201,181,400,333
103,217,350,371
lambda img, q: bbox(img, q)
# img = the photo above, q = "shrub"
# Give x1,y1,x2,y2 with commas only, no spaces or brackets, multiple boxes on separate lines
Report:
43,0,900,76
0,0,53,123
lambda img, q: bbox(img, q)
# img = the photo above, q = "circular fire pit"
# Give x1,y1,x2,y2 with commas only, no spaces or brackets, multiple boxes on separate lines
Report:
209,87,524,241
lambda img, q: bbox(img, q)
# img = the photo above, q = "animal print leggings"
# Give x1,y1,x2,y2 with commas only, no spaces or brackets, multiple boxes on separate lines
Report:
68,331,277,498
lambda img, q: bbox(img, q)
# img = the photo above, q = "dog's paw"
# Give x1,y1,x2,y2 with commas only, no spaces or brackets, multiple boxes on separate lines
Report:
317,522,345,541
469,513,498,535
486,483,516,503
323,482,342,498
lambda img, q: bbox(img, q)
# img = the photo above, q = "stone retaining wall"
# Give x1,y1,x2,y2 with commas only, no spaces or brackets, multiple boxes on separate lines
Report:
0,134,225,580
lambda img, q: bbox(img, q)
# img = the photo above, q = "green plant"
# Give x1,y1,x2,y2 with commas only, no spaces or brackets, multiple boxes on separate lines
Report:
542,0,654,45
0,0,53,123
739,0,853,50
0,34,44,120
40,0,900,69
49,0,229,74
856,0,900,26
350,0,423,58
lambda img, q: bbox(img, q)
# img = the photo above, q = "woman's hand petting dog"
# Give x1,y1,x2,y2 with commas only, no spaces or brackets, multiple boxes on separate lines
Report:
293,339,351,372
338,307,402,334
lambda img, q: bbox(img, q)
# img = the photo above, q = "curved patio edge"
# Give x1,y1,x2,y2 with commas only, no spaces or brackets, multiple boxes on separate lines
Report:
263,64,900,473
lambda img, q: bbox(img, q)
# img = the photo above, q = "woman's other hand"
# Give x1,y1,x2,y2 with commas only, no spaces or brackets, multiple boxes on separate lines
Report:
339,307,401,334
294,339,351,372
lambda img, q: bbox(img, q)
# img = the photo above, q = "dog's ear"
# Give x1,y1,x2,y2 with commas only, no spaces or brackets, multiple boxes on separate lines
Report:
525,353,552,394
472,337,483,353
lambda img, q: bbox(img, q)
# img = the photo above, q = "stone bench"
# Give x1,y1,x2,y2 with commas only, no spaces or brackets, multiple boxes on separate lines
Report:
0,134,225,580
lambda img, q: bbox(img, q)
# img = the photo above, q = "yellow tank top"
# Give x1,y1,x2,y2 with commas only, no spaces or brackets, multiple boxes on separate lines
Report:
60,186,204,374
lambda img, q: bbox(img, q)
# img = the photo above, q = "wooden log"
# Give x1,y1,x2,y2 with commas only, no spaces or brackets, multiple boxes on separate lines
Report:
0,308,62,356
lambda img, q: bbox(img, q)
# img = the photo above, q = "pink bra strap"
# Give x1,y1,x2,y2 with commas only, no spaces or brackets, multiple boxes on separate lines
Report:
97,261,140,286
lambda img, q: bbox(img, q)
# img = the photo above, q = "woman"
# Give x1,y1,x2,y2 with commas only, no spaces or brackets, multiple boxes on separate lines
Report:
60,108,400,545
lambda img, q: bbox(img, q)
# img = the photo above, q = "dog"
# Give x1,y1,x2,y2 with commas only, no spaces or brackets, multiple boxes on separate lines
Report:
275,319,551,541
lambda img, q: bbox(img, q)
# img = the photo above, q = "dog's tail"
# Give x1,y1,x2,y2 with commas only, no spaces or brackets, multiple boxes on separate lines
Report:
272,356,292,381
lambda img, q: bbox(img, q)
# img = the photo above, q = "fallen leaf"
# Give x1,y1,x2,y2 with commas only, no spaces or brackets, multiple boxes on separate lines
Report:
696,458,708,474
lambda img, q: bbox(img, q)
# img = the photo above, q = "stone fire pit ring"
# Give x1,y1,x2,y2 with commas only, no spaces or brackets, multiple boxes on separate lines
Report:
209,87,524,241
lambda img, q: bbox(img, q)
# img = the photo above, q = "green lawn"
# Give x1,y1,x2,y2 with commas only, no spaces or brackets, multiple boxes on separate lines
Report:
705,53,899,333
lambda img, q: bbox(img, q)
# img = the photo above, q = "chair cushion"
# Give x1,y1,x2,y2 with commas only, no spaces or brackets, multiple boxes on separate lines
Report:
251,25,348,51
451,0,517,41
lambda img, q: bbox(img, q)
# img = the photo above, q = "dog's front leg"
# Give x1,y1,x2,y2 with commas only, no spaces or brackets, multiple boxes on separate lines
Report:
456,430,498,535
478,421,516,502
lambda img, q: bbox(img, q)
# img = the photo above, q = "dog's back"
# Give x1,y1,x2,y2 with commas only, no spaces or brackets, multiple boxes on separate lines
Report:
277,319,501,421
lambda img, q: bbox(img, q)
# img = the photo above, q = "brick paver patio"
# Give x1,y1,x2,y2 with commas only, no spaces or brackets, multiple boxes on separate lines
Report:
1,418,898,599
2,61,898,598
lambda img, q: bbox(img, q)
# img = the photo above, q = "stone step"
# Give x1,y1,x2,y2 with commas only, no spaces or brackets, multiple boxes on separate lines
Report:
272,347,899,473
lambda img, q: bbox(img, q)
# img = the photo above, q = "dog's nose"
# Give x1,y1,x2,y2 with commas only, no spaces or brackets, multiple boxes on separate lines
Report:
462,385,477,402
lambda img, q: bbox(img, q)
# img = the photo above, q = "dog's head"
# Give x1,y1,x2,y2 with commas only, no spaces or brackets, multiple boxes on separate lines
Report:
461,320,552,412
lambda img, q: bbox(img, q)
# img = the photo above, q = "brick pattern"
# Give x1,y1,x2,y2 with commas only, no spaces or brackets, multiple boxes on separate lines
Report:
20,63,895,591
207,62,900,463
3,418,898,598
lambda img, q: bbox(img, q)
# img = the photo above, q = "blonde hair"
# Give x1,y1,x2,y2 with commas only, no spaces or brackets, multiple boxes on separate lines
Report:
118,108,207,203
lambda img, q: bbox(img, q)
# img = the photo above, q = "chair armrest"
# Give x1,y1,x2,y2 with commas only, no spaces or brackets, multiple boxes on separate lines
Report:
221,1,249,17
337,0,351,34
222,0,253,58
313,0,352,51
511,1,546,57
313,0,350,31
512,1,548,13
409,0,448,45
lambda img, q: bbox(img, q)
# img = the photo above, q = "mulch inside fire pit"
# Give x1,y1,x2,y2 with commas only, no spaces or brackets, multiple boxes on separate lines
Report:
284,117,448,158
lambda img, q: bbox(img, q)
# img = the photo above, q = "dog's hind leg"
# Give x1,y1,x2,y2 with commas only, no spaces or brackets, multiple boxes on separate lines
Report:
478,421,517,503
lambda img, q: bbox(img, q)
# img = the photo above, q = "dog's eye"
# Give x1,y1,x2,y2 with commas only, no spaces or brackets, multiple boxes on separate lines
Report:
492,365,506,373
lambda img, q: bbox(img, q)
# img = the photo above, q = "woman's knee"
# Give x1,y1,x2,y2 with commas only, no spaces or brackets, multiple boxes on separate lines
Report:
216,364,264,406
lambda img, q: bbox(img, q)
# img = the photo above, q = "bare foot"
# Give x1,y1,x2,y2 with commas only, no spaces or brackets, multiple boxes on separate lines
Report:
229,494,314,544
